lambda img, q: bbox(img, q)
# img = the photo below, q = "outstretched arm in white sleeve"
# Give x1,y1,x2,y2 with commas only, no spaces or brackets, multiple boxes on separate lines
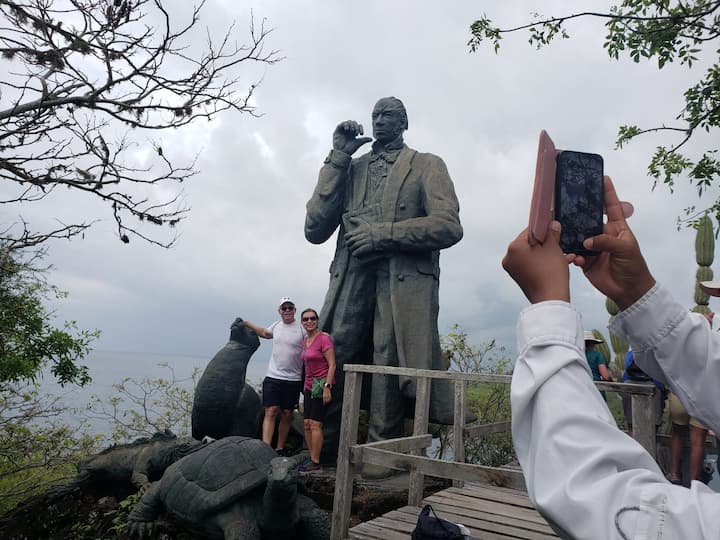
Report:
503,221,720,539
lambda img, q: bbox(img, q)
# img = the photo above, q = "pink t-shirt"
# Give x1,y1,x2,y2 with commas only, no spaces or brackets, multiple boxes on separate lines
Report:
302,332,334,391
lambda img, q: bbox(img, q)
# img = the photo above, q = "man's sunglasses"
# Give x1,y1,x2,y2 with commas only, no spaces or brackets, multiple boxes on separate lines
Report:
280,306,295,312
302,316,318,322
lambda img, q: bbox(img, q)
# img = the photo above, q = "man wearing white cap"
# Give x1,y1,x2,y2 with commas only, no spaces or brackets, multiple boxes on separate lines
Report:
243,297,305,454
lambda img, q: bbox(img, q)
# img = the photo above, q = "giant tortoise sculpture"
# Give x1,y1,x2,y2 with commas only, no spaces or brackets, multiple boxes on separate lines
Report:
126,436,330,540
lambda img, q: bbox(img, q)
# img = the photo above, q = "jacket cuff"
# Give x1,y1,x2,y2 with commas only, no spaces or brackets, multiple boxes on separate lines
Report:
517,301,583,354
323,149,352,168
608,284,687,352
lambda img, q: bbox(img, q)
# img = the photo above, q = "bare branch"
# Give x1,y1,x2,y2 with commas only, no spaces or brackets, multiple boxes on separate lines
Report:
0,0,280,250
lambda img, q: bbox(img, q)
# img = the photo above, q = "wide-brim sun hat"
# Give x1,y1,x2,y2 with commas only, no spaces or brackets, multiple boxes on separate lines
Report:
700,281,720,298
583,330,603,343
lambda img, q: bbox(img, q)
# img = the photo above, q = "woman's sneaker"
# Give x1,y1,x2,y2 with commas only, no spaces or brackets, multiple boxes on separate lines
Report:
299,460,322,474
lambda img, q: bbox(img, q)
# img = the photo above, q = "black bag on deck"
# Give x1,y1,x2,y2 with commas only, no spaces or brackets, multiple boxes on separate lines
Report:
411,504,464,540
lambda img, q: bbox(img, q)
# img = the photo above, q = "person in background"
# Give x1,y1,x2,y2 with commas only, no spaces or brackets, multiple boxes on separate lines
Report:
583,331,612,400
668,311,712,485
298,308,335,474
503,176,719,538
584,331,612,381
243,297,305,456
621,348,667,437
668,392,709,485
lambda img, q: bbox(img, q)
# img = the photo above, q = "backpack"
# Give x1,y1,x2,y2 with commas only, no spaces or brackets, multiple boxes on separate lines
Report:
411,504,465,540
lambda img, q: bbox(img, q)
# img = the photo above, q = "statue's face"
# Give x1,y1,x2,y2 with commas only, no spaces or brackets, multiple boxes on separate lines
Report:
372,99,406,144
230,319,260,348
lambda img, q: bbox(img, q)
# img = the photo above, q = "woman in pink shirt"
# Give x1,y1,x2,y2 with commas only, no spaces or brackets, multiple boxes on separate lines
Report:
298,308,336,473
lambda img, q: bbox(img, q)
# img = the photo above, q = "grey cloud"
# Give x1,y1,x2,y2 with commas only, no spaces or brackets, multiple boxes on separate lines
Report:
24,1,716,366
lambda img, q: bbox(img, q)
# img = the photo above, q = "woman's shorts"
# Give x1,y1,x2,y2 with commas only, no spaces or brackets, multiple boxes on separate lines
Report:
303,389,329,422
262,377,302,410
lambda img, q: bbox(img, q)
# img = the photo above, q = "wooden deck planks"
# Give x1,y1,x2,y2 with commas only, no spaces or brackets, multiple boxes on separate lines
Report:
346,481,559,540
424,490,550,525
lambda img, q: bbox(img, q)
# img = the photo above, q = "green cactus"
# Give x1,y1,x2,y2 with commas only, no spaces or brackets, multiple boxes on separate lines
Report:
609,333,629,373
605,297,619,317
695,282,710,305
697,266,713,282
693,214,715,313
695,215,714,266
592,329,611,365
604,297,628,373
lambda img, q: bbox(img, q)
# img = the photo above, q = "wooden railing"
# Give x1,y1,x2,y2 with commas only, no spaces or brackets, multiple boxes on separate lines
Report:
329,364,658,540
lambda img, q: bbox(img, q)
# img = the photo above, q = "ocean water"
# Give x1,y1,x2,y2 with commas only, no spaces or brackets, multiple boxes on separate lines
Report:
39,349,270,438
37,351,720,491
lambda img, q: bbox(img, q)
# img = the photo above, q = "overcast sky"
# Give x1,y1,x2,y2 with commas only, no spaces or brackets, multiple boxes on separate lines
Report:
6,1,718,368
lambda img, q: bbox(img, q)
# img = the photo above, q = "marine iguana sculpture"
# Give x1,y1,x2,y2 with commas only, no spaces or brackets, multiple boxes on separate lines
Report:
47,430,202,497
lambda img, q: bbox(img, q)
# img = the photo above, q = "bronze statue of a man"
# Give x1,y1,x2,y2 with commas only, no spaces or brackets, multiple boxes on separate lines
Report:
305,97,463,465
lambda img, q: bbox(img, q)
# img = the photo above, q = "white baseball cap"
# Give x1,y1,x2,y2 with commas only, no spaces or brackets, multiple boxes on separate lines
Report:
279,296,294,307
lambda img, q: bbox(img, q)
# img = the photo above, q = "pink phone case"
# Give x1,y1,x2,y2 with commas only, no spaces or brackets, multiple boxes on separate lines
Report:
529,130,557,245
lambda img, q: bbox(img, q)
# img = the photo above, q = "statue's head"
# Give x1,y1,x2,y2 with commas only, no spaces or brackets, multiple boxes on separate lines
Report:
230,317,260,350
267,456,298,494
372,97,408,144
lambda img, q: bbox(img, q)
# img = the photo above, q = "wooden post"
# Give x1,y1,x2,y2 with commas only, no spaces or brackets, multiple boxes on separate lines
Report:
452,378,466,488
330,370,363,540
408,376,430,506
631,388,656,458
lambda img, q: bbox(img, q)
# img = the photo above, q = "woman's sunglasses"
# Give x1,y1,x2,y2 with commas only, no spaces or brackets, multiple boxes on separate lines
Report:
302,316,318,322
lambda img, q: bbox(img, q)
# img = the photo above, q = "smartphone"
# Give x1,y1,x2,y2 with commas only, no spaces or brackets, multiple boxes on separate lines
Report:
554,150,604,255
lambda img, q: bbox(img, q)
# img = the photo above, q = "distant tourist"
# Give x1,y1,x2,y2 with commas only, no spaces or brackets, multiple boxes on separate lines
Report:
667,312,713,486
620,349,667,437
668,392,710,485
583,331,613,400
503,177,719,538
298,309,335,474
243,297,305,455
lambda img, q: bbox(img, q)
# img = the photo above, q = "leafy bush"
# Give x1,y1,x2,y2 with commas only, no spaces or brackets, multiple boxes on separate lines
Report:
84,363,201,444
0,383,99,514
436,325,514,467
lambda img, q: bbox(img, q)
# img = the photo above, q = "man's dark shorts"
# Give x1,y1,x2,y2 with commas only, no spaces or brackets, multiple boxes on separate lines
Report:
262,377,302,410
303,389,329,422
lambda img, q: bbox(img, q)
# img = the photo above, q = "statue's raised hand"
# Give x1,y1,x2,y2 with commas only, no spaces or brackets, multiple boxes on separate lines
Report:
333,120,372,155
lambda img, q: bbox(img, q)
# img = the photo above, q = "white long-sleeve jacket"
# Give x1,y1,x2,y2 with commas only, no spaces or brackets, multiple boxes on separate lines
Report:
511,288,720,539
609,284,720,431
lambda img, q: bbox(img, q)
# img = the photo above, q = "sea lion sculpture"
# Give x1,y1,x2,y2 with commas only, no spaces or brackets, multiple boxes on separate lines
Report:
192,318,263,440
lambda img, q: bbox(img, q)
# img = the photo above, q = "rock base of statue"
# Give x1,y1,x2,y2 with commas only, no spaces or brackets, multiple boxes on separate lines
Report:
0,454,451,539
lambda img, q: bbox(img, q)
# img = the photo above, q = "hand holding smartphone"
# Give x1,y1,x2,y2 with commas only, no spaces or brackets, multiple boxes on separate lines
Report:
529,130,603,255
